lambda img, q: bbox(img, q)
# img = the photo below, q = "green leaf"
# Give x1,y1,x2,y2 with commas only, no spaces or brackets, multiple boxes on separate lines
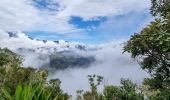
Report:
15,83,22,100
2,89,13,100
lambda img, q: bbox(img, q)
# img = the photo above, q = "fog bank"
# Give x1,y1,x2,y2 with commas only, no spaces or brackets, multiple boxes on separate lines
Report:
0,30,148,97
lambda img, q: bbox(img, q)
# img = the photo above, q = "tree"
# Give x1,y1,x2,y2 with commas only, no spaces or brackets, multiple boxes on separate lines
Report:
76,89,83,100
124,19,170,80
103,79,143,100
151,0,170,17
83,75,103,100
0,48,69,100
124,0,170,84
124,0,170,99
0,48,22,67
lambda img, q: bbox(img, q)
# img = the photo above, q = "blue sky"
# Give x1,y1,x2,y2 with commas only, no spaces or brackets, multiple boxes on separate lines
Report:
0,0,152,44
26,11,152,44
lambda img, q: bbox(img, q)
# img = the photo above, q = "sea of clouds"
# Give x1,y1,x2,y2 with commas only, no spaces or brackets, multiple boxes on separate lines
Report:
0,29,148,97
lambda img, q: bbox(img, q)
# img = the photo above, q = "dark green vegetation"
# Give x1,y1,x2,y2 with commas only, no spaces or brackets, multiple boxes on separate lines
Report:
0,48,69,100
44,52,95,70
124,0,170,99
0,0,170,99
76,75,144,100
0,48,145,100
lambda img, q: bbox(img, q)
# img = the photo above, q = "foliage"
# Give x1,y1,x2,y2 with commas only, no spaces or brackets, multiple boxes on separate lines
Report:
151,0,170,17
142,78,170,100
0,48,21,67
0,48,69,100
48,79,69,99
76,89,84,100
1,0,170,99
124,19,170,80
82,75,104,100
76,76,145,100
1,48,169,100
124,0,170,99
103,79,143,100
2,82,52,100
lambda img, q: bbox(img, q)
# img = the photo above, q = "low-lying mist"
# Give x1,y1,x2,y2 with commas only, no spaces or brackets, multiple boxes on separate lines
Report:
0,30,148,97
48,44,148,96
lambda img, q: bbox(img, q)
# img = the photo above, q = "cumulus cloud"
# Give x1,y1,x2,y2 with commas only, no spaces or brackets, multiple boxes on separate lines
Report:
0,0,150,33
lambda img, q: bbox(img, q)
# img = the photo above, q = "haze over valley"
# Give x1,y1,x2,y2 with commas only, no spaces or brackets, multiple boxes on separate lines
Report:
0,30,148,95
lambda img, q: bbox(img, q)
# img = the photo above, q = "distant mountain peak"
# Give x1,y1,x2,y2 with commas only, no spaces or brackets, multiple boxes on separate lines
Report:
7,32,18,38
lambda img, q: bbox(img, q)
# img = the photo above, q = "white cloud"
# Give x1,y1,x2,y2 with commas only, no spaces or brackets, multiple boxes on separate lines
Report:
0,0,150,33
0,29,83,51
49,41,148,97
0,30,87,68
0,0,76,33
0,30,149,98
56,0,151,20
0,1,151,97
